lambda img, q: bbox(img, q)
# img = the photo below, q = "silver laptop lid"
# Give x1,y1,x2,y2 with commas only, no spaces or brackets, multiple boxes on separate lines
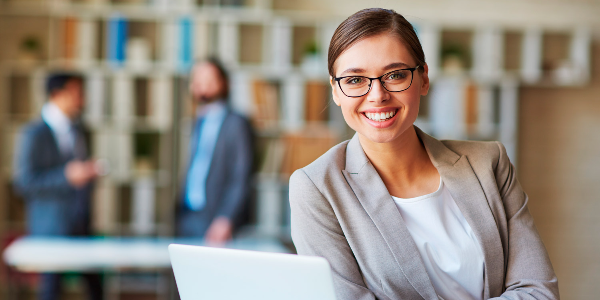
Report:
169,244,337,300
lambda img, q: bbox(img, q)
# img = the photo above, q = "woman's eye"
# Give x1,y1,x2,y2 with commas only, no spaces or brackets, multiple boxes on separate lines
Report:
345,77,364,85
387,72,406,80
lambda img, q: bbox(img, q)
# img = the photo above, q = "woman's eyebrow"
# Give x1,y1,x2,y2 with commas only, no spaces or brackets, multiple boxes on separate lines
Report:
339,62,411,77
339,67,366,77
384,62,410,70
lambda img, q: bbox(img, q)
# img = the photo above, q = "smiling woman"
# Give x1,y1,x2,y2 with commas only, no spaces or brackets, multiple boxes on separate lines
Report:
289,8,559,300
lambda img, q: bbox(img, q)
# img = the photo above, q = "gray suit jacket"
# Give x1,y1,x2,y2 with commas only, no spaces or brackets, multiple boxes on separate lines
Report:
13,119,92,236
177,109,254,237
290,127,558,300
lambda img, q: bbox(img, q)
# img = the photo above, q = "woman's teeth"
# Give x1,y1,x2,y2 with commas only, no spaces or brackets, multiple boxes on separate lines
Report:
365,110,396,122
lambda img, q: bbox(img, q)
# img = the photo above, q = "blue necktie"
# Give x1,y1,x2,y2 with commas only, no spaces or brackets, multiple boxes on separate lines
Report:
184,107,227,210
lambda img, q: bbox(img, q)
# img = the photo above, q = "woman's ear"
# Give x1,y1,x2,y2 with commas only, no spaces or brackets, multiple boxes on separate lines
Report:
420,63,430,96
330,77,341,107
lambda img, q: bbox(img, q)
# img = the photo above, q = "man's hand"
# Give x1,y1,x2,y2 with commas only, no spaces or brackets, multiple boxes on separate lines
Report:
205,217,233,246
65,160,98,188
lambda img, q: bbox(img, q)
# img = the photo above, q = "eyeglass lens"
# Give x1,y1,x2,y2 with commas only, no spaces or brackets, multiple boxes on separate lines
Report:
338,69,414,97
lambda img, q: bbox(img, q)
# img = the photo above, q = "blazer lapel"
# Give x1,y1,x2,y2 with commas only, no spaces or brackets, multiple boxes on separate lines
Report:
342,134,438,300
417,127,504,298
41,121,68,163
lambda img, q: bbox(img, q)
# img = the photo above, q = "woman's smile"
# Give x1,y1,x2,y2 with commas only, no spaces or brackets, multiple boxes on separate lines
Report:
360,108,400,128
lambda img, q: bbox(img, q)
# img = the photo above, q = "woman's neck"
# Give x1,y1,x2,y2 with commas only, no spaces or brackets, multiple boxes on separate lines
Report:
358,126,440,198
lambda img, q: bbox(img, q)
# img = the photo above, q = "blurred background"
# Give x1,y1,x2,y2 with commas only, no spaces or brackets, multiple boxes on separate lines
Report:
0,0,599,299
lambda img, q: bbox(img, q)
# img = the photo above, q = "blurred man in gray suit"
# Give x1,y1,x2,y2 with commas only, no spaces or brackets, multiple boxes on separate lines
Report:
14,73,103,300
176,58,254,244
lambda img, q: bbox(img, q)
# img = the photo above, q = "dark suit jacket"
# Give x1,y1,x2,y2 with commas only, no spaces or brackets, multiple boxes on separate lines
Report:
290,126,558,300
13,119,92,236
177,109,254,237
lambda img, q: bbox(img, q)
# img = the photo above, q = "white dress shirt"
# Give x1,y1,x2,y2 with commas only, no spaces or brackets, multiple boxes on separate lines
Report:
41,102,76,158
392,178,485,300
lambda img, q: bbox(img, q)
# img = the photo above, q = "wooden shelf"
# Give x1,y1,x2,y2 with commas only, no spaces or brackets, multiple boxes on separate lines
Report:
0,0,593,254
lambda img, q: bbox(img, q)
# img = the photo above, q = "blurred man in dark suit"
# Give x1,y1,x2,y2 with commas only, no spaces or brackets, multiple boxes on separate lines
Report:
14,72,103,300
176,58,254,244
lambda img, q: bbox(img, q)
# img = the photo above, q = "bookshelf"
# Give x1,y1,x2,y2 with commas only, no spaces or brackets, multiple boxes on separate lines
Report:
0,0,594,298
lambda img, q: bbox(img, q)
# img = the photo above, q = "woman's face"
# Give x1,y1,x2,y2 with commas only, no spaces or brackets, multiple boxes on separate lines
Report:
330,33,429,144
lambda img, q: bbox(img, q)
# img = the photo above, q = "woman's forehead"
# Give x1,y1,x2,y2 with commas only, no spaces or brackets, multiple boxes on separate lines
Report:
333,33,414,75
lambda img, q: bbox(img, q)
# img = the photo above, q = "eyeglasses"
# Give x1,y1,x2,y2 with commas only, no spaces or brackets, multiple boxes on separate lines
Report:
334,66,420,97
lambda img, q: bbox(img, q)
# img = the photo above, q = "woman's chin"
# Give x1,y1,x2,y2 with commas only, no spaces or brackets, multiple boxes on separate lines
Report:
359,130,398,144
358,123,414,145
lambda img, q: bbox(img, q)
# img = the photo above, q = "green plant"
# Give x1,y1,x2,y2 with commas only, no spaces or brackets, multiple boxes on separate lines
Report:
304,40,318,56
20,36,41,52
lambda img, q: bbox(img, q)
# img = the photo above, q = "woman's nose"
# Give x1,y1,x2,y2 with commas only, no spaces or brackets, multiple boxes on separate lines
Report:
366,78,389,103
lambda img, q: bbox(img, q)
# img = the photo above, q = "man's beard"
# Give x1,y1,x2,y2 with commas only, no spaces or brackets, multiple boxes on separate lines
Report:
195,95,219,104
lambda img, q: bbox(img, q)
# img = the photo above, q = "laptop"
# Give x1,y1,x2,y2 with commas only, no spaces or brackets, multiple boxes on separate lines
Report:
168,244,337,300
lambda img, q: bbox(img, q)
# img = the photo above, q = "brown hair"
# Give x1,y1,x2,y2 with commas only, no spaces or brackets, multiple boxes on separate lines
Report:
328,8,425,77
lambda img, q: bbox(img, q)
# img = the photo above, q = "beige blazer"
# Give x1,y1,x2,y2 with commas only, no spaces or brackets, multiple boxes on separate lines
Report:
289,127,558,300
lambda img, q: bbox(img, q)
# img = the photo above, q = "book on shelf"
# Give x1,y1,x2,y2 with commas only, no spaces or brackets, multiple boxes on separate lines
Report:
59,16,96,65
305,81,329,122
259,138,286,175
108,14,128,68
251,79,280,131
178,17,194,72
465,81,478,136
77,18,97,66
149,74,173,130
63,17,78,61
160,17,194,72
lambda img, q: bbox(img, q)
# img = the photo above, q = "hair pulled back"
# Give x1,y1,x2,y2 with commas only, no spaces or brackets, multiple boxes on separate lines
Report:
328,8,426,77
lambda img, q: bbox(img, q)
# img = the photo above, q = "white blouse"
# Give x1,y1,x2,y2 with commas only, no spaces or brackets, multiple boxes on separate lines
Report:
391,178,485,300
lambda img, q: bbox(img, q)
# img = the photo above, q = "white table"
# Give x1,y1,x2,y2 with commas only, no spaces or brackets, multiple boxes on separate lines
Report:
3,236,290,272
3,236,291,300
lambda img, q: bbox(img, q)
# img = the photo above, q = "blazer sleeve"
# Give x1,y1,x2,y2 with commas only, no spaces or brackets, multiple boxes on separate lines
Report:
13,126,72,199
290,169,377,300
491,142,560,300
217,117,253,221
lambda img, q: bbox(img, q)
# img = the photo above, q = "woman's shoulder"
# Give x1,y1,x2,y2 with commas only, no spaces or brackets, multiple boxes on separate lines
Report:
440,139,505,170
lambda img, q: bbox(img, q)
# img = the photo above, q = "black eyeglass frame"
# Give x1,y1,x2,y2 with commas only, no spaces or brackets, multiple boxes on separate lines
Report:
334,65,421,98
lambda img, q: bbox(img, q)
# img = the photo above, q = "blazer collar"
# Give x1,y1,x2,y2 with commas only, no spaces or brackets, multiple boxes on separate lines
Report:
344,126,460,174
343,126,504,299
